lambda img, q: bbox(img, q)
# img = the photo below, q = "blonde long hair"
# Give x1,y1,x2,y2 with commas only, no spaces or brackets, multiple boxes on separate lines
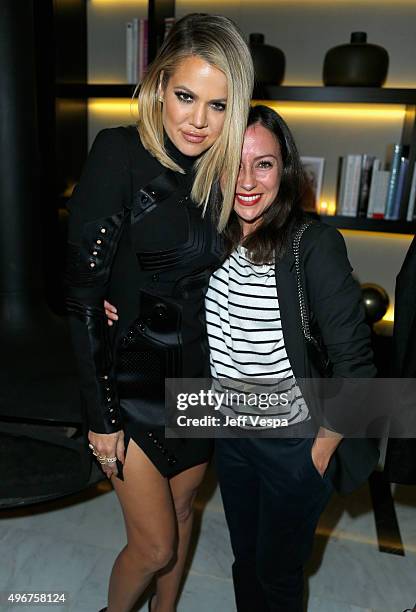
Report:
137,13,254,231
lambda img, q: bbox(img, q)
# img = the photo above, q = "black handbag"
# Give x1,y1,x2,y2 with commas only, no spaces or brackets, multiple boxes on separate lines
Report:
293,222,333,378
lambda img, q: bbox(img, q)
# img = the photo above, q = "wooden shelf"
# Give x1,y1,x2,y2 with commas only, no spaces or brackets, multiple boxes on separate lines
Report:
261,86,416,105
319,215,416,234
54,83,416,234
56,83,136,98
56,84,416,104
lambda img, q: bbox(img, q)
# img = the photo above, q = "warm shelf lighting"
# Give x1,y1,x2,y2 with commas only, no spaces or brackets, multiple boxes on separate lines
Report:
89,99,405,123
88,98,138,117
318,201,336,215
255,101,405,122
90,0,146,6
340,229,415,240
382,304,395,323
181,0,416,4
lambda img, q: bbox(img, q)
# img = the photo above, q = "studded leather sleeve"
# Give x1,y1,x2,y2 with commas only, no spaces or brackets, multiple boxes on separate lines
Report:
65,128,131,434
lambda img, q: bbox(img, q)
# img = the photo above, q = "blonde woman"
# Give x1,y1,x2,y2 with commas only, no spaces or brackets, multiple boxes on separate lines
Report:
65,13,253,612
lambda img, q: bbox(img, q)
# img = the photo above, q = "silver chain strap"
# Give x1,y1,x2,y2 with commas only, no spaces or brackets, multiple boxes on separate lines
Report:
293,222,314,342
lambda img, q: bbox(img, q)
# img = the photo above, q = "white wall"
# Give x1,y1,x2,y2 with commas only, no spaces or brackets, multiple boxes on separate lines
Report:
87,1,147,83
176,1,416,88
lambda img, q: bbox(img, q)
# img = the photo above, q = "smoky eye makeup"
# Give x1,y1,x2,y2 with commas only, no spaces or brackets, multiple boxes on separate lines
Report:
175,91,193,103
210,101,226,112
174,90,226,111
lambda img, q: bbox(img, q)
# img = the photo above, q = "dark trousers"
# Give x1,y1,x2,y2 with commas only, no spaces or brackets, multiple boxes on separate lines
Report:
215,437,333,612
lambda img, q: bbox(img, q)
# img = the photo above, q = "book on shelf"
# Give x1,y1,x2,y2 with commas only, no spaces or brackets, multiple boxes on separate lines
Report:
385,144,406,219
126,18,148,84
367,163,390,219
406,162,416,221
357,154,376,218
126,21,134,84
390,157,409,220
139,18,148,83
335,147,416,223
164,17,175,40
337,154,362,216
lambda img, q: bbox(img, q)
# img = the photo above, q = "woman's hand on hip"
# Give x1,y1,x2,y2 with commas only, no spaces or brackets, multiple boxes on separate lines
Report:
88,430,125,479
104,300,118,326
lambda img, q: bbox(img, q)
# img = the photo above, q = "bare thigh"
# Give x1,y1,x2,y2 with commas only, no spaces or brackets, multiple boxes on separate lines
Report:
169,462,208,522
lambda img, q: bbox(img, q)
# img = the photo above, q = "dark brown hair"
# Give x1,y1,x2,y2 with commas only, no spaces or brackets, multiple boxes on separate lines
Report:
222,104,307,264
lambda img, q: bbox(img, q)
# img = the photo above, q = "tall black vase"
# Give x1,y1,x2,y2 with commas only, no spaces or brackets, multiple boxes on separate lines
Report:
323,32,389,87
249,33,285,98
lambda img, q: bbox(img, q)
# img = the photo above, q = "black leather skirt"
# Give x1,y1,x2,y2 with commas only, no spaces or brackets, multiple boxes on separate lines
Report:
114,289,213,479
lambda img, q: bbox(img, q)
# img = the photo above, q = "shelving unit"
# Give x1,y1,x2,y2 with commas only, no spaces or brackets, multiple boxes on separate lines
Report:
59,84,416,104
52,0,416,236
55,0,174,202
262,86,416,105
263,86,416,234
318,215,416,234
63,82,416,234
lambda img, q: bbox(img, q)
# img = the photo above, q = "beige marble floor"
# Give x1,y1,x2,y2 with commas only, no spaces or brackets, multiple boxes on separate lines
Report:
0,465,415,612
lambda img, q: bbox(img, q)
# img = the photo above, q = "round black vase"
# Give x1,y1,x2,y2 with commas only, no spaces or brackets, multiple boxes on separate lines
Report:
361,283,389,324
323,32,389,87
249,33,285,97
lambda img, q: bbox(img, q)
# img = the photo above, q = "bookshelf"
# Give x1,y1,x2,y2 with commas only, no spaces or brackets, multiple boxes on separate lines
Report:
58,82,416,234
53,0,416,236
58,84,416,105
55,0,174,202
317,215,416,235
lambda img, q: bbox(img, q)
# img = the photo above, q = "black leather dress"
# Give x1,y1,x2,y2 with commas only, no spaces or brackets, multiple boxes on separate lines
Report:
65,126,223,478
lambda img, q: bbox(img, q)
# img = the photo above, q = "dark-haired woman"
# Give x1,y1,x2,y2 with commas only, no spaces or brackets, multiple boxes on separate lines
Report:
103,104,379,610
206,105,379,611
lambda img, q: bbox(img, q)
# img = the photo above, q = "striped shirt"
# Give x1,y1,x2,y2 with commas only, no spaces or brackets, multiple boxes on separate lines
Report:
205,246,309,428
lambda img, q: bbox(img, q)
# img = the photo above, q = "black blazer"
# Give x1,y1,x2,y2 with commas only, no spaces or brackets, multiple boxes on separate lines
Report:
384,235,416,484
275,222,379,494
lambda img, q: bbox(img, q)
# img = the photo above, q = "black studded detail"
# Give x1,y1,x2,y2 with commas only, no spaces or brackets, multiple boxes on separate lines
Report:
144,430,177,465
152,273,159,282
65,205,132,435
65,209,128,289
153,303,168,319
178,195,190,205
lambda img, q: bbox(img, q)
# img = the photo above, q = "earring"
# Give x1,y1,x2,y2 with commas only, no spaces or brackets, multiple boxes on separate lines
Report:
158,96,164,103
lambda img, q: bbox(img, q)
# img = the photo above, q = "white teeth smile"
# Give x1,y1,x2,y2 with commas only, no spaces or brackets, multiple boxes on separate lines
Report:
238,195,260,202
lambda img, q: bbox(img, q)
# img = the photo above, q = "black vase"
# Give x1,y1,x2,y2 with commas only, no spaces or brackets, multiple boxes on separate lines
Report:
323,32,389,87
249,33,285,97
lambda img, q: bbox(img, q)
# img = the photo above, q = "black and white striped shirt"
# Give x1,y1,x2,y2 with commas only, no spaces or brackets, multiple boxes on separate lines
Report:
205,247,309,428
